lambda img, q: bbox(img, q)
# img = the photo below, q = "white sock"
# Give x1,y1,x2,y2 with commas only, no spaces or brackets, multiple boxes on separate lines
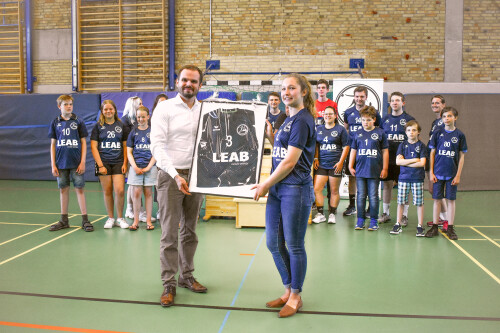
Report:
383,203,390,215
403,205,409,216
440,211,447,221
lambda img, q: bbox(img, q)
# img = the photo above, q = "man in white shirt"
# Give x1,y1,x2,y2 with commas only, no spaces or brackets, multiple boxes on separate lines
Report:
151,65,207,307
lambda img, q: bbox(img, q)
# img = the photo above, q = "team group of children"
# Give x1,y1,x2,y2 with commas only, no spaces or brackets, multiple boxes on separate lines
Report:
49,85,467,241
49,94,167,232
268,82,467,240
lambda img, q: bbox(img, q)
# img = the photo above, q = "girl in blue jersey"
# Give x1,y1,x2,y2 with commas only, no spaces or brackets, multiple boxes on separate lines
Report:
312,106,349,224
252,73,316,318
91,100,129,229
349,106,389,231
126,106,157,231
121,96,146,221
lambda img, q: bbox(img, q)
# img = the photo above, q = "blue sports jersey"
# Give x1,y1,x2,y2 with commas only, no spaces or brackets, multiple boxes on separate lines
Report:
427,118,445,157
127,127,153,168
343,106,382,142
351,127,389,178
268,110,285,129
272,108,316,185
396,140,427,182
48,114,88,170
429,128,467,179
90,121,128,164
380,112,415,162
316,124,349,169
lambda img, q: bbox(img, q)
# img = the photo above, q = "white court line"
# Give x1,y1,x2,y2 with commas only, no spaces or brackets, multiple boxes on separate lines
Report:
470,227,500,249
0,215,78,247
0,216,106,267
0,210,107,217
440,230,500,285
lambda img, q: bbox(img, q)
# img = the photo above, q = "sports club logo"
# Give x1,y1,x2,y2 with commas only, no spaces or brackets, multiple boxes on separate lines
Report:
371,133,379,140
70,122,78,130
283,122,292,132
115,126,122,133
438,120,443,126
331,131,338,137
146,132,150,138
200,141,207,149
237,124,249,136
400,119,407,126
334,84,382,126
415,146,420,153
451,137,458,144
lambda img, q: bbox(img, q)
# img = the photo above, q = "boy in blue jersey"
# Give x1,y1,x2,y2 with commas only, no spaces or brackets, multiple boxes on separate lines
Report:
126,106,157,231
426,95,448,228
48,95,92,232
343,86,382,216
349,106,388,231
390,120,427,236
268,92,286,133
425,107,467,240
379,92,415,225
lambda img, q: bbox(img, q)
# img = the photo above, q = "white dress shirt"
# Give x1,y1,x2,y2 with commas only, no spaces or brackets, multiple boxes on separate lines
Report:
151,94,201,179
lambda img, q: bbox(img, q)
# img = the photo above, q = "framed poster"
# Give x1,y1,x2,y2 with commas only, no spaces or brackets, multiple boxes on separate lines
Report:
332,79,384,198
188,99,268,198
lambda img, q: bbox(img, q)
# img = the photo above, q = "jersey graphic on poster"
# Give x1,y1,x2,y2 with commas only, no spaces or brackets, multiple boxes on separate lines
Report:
197,108,259,187
189,99,268,199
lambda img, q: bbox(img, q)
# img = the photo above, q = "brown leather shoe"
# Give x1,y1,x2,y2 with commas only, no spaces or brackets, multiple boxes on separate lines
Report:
278,298,303,318
160,285,176,307
266,297,287,308
178,277,207,293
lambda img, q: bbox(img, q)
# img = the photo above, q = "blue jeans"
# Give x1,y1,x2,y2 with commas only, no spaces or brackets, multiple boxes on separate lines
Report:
356,177,380,220
266,181,314,293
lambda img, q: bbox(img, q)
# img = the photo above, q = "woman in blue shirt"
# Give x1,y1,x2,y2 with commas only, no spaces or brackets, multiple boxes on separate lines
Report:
252,74,316,318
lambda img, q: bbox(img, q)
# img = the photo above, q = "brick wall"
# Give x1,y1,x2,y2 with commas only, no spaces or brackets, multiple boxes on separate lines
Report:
177,0,446,82
33,0,71,30
29,0,499,88
462,0,500,82
33,60,72,85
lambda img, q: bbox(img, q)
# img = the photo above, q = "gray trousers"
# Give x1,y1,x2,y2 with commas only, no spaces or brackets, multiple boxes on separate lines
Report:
157,169,204,287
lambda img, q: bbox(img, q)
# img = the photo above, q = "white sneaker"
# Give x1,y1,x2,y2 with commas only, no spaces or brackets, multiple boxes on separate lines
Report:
328,213,336,224
116,218,129,229
125,208,134,219
139,211,156,222
104,218,115,229
156,211,160,220
312,213,326,223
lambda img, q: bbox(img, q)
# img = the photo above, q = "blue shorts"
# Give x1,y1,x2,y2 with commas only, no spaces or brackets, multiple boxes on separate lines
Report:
397,181,424,206
432,179,457,200
57,169,85,189
127,165,158,186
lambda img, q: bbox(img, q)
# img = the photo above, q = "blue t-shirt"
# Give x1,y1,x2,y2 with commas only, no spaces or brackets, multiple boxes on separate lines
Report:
316,124,349,169
268,111,285,129
272,108,316,185
396,140,427,182
380,112,415,162
90,121,128,164
351,127,389,178
429,128,467,180
127,127,153,168
48,114,88,170
343,106,382,143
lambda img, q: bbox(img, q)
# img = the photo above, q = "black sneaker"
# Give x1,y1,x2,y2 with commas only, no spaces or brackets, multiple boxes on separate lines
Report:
343,205,356,216
446,225,458,240
390,224,402,235
425,224,439,238
49,220,69,231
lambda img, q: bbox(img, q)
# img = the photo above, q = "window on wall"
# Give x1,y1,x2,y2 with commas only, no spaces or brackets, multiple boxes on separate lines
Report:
0,0,25,94
78,0,167,92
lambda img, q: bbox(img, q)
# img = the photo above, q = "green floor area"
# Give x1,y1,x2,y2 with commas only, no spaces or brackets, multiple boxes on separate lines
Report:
0,180,499,332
